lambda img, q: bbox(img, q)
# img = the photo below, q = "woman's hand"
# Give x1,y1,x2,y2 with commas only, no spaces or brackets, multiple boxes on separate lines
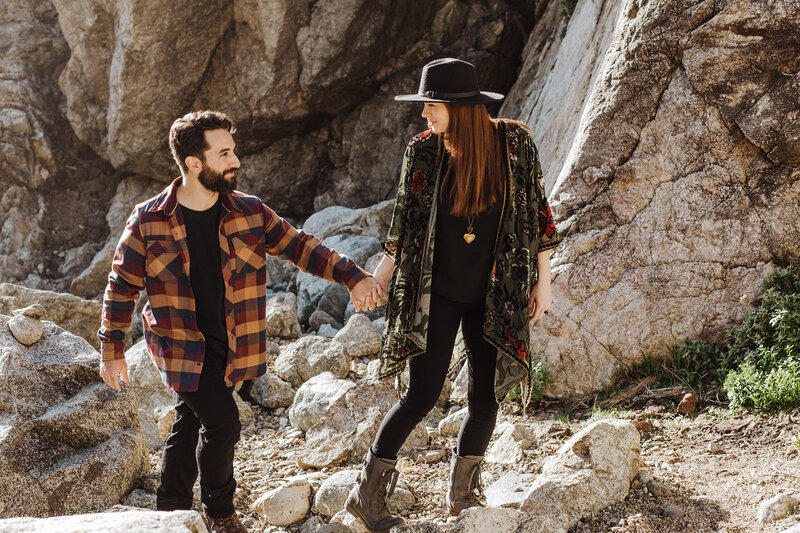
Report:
371,254,395,306
529,278,551,321
529,249,553,321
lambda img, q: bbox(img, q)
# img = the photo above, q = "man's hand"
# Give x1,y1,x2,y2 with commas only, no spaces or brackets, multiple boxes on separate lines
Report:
99,359,129,392
349,277,386,312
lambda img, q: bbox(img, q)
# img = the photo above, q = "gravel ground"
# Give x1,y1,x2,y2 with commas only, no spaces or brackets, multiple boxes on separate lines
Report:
138,397,800,533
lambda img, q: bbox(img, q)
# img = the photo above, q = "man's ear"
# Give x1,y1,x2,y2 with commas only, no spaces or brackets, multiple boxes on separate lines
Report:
185,155,203,173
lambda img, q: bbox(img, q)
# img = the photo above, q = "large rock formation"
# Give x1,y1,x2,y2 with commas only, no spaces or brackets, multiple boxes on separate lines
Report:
3,0,799,398
0,283,101,349
0,0,533,295
0,315,148,517
0,1,118,291
503,0,800,395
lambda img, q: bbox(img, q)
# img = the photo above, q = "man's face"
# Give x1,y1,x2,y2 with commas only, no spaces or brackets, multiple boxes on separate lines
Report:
198,129,240,195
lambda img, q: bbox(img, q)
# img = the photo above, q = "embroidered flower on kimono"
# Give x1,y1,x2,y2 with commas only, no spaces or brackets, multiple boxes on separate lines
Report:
423,188,434,207
514,189,527,211
486,310,500,328
410,170,428,193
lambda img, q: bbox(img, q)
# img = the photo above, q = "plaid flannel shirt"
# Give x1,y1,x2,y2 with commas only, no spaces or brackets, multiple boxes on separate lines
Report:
98,178,368,392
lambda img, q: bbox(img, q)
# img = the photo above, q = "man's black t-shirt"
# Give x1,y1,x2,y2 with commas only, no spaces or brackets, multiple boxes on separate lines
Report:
179,197,228,359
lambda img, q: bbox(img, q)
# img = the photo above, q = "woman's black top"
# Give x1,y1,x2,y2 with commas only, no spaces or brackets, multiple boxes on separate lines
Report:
432,178,503,305
179,197,228,359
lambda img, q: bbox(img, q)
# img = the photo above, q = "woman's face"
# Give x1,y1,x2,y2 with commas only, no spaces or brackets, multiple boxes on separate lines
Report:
421,103,449,134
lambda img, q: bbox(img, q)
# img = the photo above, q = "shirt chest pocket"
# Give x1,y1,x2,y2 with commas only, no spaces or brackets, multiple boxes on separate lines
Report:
146,240,183,282
231,232,266,274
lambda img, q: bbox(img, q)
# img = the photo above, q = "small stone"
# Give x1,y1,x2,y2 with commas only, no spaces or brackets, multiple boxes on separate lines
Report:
122,489,157,510
13,303,47,319
662,504,684,518
643,405,668,417
714,417,752,433
233,392,255,429
636,471,654,486
298,516,326,533
708,441,723,454
331,509,369,532
438,407,468,437
318,324,339,338
485,473,537,508
631,419,653,437
758,493,800,523
8,313,45,345
677,393,699,415
450,363,469,404
252,479,312,526
486,425,534,464
250,371,296,409
647,480,672,498
333,313,382,357
158,408,175,440
414,448,446,463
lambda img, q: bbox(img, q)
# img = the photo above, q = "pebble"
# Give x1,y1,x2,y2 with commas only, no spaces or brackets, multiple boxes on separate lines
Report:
8,313,45,345
677,393,699,415
631,419,653,437
758,492,800,523
662,504,684,518
647,480,672,498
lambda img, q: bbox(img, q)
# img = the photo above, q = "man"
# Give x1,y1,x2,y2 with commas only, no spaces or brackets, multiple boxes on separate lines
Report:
98,111,381,532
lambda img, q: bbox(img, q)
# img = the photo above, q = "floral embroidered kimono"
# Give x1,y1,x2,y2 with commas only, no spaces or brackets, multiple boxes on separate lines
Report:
378,120,561,405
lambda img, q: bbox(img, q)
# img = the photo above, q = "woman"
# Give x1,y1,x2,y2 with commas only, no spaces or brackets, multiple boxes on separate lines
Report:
346,58,560,532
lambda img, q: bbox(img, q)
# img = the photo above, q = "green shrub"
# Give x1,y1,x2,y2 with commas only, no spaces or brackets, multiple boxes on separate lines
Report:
722,259,800,410
669,339,729,391
529,359,550,401
724,352,800,411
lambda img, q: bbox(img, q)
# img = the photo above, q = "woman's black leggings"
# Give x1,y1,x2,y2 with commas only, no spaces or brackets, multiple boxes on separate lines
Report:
372,292,499,459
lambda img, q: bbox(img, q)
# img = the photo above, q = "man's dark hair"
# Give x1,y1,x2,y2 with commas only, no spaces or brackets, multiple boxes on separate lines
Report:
169,111,236,172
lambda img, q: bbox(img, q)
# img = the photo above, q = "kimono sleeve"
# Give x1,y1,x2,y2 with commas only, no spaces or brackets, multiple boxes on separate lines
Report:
383,143,414,263
528,137,560,253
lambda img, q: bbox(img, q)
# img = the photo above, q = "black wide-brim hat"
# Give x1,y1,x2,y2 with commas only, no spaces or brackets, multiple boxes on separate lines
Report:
395,58,504,104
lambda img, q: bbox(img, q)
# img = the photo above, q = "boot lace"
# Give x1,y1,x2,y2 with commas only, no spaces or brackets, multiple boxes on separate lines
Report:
467,461,486,505
374,466,399,503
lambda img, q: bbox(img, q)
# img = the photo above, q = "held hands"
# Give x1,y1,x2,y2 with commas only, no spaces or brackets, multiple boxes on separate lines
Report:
99,359,129,391
349,276,388,312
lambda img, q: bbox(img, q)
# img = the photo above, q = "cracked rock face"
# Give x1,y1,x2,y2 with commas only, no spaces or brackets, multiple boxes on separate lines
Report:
1,0,529,291
0,315,148,518
503,0,800,396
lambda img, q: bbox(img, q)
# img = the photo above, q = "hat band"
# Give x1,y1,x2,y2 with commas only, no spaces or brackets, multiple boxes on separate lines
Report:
422,90,480,99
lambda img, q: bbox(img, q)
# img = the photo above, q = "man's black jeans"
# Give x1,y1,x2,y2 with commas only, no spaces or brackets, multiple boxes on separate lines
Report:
372,292,499,459
156,351,240,518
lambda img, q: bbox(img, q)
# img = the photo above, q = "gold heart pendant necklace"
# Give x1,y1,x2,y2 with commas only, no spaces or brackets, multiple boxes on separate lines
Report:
463,215,476,244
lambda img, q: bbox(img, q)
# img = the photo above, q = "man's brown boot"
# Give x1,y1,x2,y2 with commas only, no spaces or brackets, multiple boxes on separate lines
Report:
206,511,248,533
345,448,405,533
446,451,486,516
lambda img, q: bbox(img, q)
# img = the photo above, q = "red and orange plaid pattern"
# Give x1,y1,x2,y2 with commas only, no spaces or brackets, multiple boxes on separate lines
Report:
98,178,368,392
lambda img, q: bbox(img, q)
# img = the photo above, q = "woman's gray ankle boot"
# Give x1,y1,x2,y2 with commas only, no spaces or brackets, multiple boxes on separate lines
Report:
446,451,486,516
345,448,405,533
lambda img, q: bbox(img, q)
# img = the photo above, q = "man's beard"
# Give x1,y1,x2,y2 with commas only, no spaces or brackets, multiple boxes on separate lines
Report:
198,164,238,195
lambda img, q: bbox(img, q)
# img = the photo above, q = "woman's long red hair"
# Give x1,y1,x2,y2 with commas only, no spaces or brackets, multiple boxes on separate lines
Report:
440,103,529,217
